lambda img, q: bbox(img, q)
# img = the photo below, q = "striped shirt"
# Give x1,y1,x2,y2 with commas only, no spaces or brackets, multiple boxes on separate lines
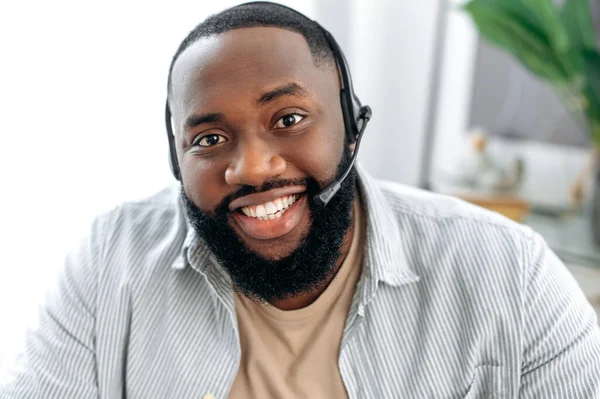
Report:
1,165,599,398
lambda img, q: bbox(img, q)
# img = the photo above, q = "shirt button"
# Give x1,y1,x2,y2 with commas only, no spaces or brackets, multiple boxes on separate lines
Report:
203,394,215,399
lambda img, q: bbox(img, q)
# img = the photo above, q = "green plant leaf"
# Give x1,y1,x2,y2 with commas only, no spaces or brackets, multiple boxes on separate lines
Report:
470,0,542,25
464,1,571,82
522,0,570,52
471,0,570,51
581,49,600,143
562,0,596,49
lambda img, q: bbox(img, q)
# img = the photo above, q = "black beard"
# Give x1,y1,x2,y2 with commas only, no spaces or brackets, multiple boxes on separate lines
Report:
180,148,357,304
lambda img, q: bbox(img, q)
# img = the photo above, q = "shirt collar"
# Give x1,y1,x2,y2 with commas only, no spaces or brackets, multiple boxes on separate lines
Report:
171,164,420,291
170,193,209,271
354,164,420,310
170,214,213,272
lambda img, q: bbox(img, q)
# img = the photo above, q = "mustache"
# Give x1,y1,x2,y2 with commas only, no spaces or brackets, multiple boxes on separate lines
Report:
215,177,316,215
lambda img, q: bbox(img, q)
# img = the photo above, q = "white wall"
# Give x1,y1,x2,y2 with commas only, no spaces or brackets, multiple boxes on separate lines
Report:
431,0,479,178
345,0,442,186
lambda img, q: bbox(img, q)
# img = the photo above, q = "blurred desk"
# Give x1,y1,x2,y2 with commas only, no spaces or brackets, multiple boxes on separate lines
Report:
524,212,600,269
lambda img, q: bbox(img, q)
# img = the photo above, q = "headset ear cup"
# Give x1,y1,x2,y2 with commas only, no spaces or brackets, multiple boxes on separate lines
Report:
352,95,363,136
348,89,364,142
340,90,359,144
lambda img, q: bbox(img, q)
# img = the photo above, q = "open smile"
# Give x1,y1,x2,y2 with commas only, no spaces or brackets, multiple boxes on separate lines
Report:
231,192,308,240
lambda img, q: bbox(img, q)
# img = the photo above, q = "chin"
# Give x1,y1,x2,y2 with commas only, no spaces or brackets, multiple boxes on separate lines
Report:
230,220,310,261
249,242,301,261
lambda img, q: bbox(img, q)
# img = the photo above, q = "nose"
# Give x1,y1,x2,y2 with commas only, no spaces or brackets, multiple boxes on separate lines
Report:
225,140,286,187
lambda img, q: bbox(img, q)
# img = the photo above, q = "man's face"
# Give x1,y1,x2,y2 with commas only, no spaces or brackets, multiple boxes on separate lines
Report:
170,27,347,260
169,27,357,303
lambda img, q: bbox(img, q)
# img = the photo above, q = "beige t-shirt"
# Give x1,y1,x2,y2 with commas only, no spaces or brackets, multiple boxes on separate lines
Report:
228,199,365,399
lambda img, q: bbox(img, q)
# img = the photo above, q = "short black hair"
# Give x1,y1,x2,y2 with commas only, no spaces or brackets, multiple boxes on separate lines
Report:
167,2,335,93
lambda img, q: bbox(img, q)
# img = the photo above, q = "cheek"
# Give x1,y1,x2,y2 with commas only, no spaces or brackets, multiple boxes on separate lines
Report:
293,120,346,184
181,158,228,211
289,126,344,183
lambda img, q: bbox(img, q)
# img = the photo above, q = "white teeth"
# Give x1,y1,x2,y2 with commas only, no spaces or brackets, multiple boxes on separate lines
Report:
239,194,300,220
265,202,277,215
275,198,284,211
255,204,267,218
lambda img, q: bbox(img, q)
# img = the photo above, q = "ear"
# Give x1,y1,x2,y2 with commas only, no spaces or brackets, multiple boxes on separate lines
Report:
165,101,182,181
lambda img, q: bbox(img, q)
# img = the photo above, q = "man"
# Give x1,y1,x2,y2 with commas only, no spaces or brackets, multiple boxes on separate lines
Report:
1,2,599,398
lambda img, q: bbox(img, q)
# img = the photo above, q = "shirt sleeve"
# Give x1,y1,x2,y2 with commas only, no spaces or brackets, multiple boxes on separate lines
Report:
0,216,108,399
519,232,600,398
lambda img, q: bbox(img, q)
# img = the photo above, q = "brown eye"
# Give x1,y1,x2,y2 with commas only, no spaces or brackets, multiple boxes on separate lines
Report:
194,134,228,147
273,113,305,129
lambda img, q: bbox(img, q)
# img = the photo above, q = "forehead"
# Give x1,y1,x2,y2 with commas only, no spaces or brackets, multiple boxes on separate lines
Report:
169,27,336,116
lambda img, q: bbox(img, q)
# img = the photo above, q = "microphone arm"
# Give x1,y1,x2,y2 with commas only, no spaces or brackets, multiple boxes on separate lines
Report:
313,106,371,207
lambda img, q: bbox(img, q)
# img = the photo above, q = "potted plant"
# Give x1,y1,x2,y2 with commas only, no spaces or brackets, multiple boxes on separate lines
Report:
464,0,600,243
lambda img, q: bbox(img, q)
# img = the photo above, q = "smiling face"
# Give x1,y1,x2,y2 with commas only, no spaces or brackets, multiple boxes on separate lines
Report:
169,27,347,260
169,26,357,303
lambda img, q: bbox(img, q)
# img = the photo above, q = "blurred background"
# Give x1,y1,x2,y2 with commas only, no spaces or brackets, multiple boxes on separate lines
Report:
1,0,599,368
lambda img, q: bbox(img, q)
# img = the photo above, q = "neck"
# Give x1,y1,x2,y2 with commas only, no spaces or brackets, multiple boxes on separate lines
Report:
269,205,356,311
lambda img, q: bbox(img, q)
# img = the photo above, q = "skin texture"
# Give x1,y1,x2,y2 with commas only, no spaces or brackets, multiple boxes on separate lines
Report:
169,27,355,310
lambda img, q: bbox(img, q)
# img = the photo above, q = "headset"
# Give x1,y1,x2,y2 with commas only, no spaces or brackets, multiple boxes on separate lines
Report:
165,1,372,207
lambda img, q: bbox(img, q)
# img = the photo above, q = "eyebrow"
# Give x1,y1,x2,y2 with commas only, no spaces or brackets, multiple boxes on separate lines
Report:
183,82,310,131
185,112,225,131
255,82,310,106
